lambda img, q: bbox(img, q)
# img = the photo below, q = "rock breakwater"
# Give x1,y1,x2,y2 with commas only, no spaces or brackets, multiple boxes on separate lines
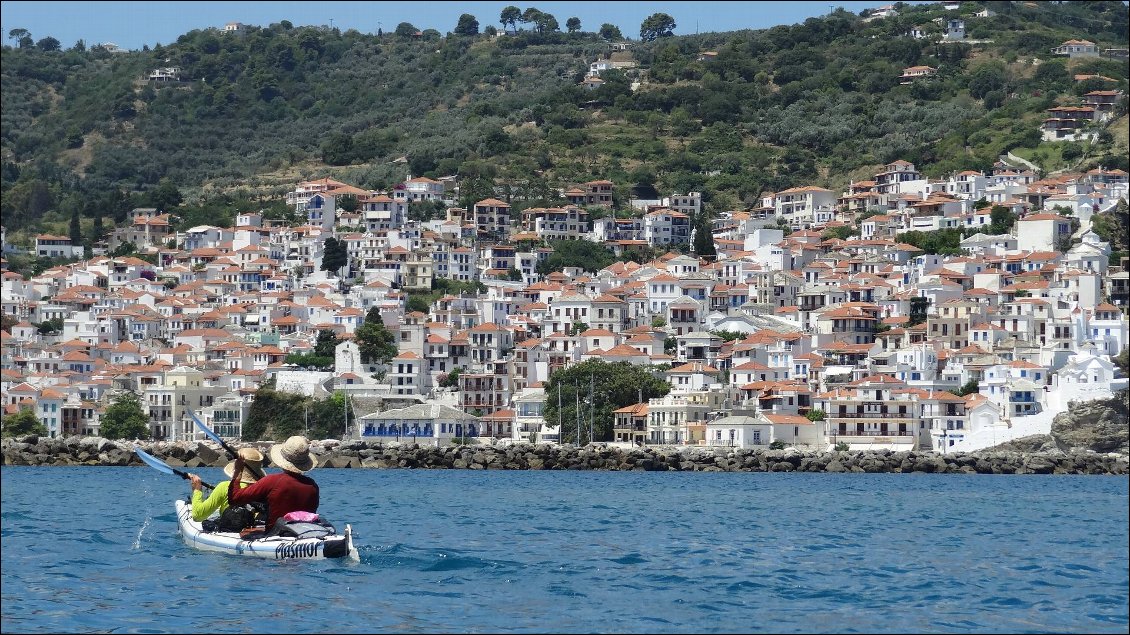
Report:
2,436,1127,475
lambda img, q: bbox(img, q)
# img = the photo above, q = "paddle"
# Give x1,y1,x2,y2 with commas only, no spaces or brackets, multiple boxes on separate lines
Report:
134,446,215,490
187,408,266,481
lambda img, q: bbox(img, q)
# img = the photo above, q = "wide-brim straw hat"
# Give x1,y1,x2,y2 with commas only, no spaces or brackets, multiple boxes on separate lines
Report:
270,436,316,474
223,447,265,484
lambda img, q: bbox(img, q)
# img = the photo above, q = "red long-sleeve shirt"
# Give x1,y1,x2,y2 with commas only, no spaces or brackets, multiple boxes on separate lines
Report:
227,470,319,529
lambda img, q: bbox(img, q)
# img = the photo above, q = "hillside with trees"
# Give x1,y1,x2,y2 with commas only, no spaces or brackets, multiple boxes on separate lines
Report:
1,1,1127,245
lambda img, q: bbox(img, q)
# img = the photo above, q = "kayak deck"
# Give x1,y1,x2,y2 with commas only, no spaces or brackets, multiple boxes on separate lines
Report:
174,499,358,561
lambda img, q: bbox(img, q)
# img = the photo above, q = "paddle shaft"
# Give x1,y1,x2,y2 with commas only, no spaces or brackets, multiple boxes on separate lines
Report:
177,468,215,491
135,446,215,490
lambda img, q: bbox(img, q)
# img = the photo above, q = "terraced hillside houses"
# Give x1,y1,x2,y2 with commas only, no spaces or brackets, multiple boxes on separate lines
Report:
3,161,1127,453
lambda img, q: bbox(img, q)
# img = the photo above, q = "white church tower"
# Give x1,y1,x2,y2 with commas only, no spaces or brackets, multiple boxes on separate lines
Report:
335,340,363,375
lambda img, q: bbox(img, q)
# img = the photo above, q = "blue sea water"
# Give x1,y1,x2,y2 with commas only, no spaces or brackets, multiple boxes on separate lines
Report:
1,466,1127,634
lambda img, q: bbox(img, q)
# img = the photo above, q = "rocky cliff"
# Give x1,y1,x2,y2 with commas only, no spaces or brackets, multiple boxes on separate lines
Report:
995,390,1129,455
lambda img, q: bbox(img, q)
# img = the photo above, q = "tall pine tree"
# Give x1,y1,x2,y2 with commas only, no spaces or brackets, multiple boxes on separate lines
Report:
692,216,715,258
320,237,348,273
69,207,83,245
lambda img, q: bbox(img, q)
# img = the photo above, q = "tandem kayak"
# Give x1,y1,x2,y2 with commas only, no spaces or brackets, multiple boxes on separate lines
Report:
174,500,359,561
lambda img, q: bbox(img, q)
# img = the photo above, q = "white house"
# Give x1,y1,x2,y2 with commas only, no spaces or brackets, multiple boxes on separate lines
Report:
1016,213,1073,252
704,415,771,448
1049,342,1128,410
943,19,965,41
1052,39,1099,58
35,234,84,259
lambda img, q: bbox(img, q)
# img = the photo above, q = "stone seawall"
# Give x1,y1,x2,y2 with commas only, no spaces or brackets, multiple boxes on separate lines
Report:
2,436,1128,475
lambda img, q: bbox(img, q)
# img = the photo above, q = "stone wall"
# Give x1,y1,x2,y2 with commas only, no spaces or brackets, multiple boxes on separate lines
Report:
2,436,1127,475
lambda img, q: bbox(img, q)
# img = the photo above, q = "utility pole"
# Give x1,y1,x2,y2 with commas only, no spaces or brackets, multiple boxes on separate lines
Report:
589,371,595,445
575,381,580,446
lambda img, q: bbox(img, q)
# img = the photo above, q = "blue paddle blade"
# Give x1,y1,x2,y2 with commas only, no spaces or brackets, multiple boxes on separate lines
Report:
134,446,175,476
188,409,225,446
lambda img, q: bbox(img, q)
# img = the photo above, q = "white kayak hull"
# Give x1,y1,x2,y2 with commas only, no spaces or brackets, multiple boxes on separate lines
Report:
175,499,358,561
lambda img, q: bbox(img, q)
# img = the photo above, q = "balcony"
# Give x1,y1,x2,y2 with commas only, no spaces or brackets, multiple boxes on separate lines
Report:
830,412,916,421
832,426,914,437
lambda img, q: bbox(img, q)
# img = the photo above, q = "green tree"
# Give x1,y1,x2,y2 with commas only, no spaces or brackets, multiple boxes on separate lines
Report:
968,62,1007,100
394,22,418,38
640,13,676,41
406,294,432,314
822,226,854,240
458,175,496,209
148,179,183,211
500,6,521,31
538,13,560,33
954,379,979,397
989,205,1017,235
1,407,48,438
9,28,33,49
693,218,716,257
535,240,616,275
321,132,354,166
520,8,558,34
909,297,931,327
438,366,463,388
35,317,64,335
314,328,341,359
36,36,61,51
69,207,83,245
337,194,360,214
321,237,348,273
898,229,964,255
1032,59,1068,92
284,351,334,370
566,17,581,33
354,307,397,365
91,214,105,242
543,360,670,444
100,392,150,440
454,14,480,36
520,8,543,30
8,28,29,46
307,391,352,441
806,409,826,422
243,386,307,441
599,23,622,40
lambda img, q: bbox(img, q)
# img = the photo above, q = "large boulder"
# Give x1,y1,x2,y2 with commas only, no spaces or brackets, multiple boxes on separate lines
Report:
1050,390,1129,455
194,443,224,466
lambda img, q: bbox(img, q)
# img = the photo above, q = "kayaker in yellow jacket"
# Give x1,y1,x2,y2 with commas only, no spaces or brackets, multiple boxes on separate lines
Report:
187,447,264,522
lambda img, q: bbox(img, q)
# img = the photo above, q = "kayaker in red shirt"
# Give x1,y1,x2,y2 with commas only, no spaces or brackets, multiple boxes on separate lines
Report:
228,435,319,532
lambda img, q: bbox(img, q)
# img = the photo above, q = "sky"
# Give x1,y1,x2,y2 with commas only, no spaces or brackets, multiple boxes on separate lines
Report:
0,1,911,50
